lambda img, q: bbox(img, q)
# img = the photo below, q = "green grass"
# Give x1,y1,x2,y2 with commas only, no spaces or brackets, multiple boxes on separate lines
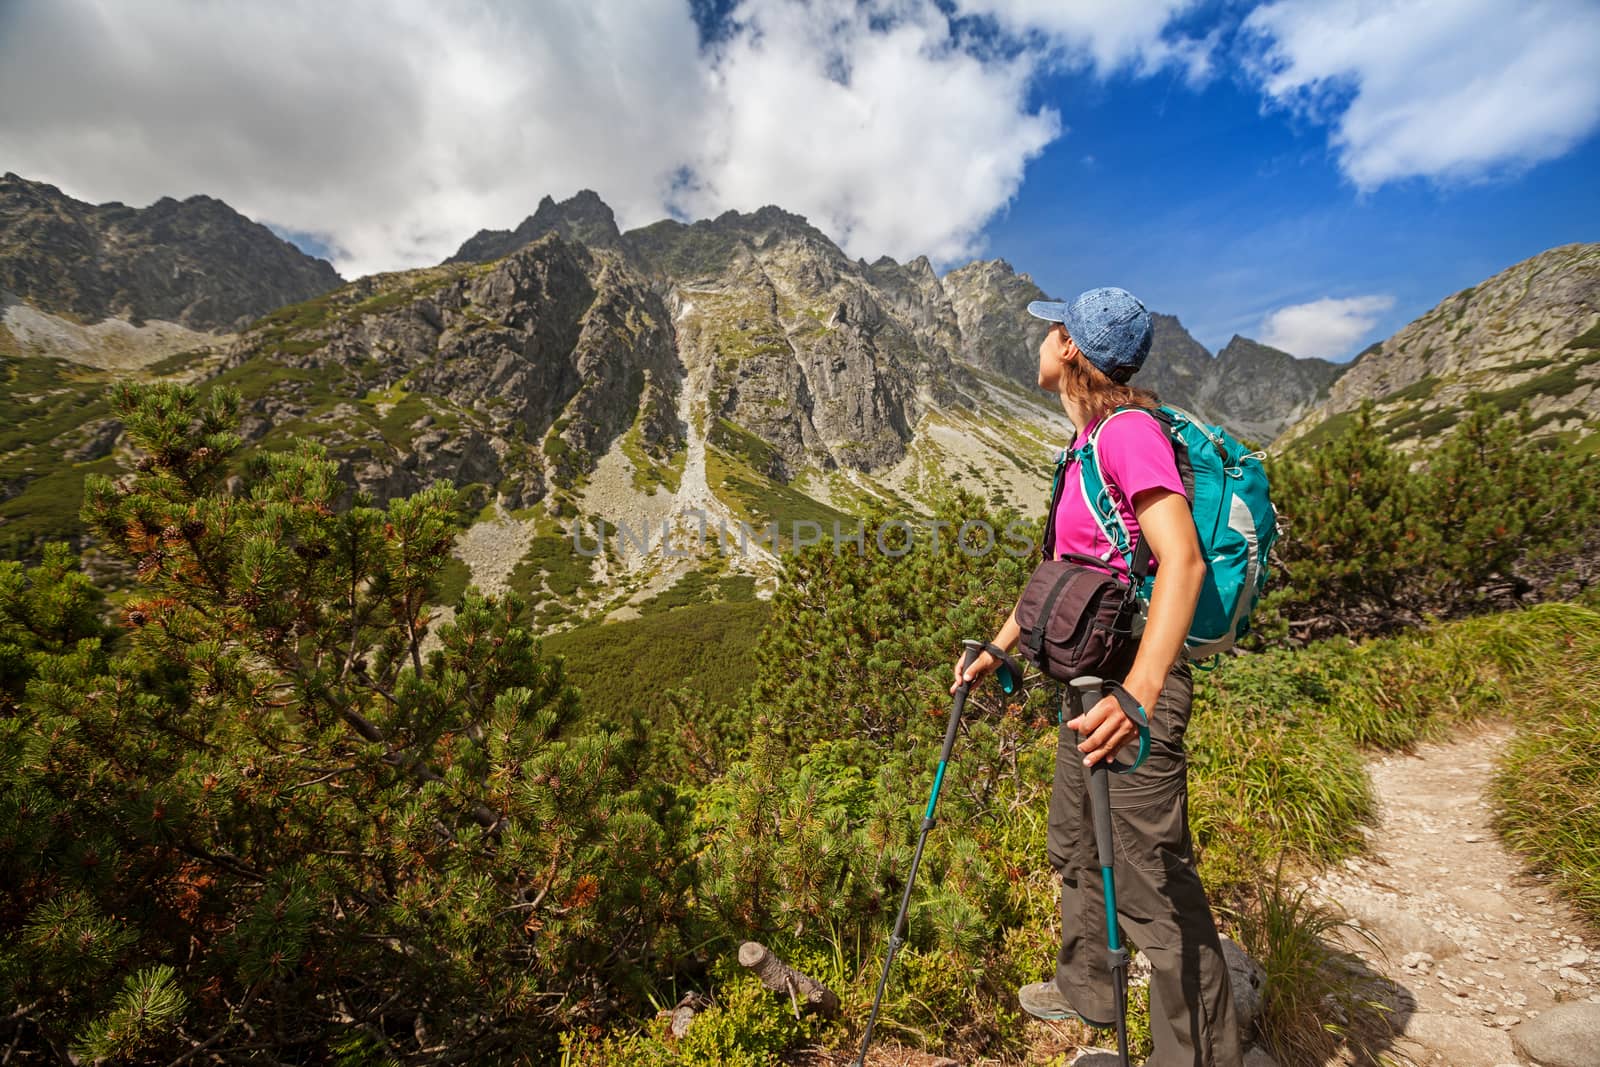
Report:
1285,409,1358,452
541,600,771,727
0,456,120,559
0,356,120,554
1568,319,1600,350
0,356,113,457
1384,374,1439,403
1382,404,1460,441
205,359,346,410
508,534,596,601
620,416,684,495
636,567,758,616
1233,873,1388,1065
708,419,781,475
143,349,213,377
1491,650,1600,925
702,424,861,548
1473,345,1600,415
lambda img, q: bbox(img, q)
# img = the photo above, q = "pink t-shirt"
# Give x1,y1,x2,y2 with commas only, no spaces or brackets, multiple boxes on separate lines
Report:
1051,410,1187,578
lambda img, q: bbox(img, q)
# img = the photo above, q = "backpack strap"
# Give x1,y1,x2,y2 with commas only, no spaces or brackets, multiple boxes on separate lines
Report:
1038,445,1075,563
1078,408,1161,594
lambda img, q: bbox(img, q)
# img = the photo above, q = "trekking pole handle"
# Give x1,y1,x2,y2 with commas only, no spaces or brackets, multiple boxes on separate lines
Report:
1071,677,1117,871
1067,676,1150,775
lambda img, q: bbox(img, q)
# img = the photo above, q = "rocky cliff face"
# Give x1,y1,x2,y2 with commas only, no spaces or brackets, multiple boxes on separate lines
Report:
941,258,1047,385
1203,337,1344,444
1280,243,1600,449
0,172,342,332
218,235,679,510
1140,312,1216,414
649,212,964,476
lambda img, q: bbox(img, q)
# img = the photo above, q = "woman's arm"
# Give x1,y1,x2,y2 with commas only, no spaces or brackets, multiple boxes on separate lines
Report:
1066,487,1203,765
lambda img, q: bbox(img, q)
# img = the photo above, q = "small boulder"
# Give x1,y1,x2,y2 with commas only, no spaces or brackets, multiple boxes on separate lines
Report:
1511,1001,1600,1067
1221,935,1266,1036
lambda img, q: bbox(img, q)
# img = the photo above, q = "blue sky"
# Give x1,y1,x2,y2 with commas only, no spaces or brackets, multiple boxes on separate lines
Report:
991,55,1600,355
2,0,1597,361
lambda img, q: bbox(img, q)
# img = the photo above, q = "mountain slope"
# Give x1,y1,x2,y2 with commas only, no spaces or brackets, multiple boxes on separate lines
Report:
0,182,1321,593
1280,243,1600,449
0,172,342,332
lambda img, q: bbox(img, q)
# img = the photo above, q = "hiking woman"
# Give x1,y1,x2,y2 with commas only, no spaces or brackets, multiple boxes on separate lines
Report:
953,288,1243,1067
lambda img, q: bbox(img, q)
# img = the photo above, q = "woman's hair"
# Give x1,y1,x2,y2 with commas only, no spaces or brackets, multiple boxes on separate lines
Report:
1060,350,1160,428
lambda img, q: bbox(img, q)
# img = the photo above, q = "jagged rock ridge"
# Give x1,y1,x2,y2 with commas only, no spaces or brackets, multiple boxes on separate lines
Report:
0,172,342,332
448,190,624,263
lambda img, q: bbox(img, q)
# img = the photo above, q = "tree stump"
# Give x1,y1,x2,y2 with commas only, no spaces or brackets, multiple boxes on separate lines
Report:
737,941,841,1018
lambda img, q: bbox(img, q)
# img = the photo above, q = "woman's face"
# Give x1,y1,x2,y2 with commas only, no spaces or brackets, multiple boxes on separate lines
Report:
1037,322,1076,391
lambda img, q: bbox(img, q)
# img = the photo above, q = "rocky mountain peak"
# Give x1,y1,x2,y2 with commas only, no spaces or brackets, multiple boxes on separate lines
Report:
0,173,342,332
449,189,623,264
1204,336,1345,444
941,257,1049,384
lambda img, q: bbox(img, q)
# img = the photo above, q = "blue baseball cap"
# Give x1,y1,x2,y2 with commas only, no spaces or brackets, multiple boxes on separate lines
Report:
1027,287,1153,383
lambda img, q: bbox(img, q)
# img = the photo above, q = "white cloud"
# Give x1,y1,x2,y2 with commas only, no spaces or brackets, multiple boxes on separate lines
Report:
1259,295,1395,361
0,0,1013,276
681,0,1059,264
956,0,1214,82
1243,0,1600,190
0,0,710,279
0,0,1210,278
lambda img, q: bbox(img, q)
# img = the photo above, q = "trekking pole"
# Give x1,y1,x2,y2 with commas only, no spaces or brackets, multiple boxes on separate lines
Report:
1069,676,1150,1067
852,639,1020,1067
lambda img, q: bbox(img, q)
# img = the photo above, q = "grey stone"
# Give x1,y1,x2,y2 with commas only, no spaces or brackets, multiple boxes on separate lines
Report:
58,417,123,462
1220,935,1266,1036
1243,1048,1280,1067
1512,1001,1600,1067
1070,1053,1121,1067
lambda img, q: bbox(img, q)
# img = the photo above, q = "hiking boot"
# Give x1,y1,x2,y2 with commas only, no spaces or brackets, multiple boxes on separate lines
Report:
1016,981,1113,1027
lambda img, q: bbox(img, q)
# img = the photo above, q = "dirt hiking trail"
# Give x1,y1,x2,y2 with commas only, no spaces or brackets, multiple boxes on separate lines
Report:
1305,722,1600,1067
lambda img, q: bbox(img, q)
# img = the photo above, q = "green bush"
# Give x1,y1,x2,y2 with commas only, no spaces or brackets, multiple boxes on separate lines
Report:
556,968,825,1067
1262,402,1600,643
0,384,690,1062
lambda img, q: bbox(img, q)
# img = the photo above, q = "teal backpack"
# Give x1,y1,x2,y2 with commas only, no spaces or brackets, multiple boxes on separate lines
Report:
1052,405,1279,660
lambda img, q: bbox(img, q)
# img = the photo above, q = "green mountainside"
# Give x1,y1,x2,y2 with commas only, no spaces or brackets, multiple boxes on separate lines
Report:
4,177,1600,1065
1280,243,1600,451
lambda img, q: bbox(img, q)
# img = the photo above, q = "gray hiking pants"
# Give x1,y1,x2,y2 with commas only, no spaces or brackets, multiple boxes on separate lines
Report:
1046,663,1243,1067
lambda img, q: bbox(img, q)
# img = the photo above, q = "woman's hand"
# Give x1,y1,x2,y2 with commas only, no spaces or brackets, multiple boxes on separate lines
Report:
953,615,1022,696
950,649,997,694
1066,675,1161,767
